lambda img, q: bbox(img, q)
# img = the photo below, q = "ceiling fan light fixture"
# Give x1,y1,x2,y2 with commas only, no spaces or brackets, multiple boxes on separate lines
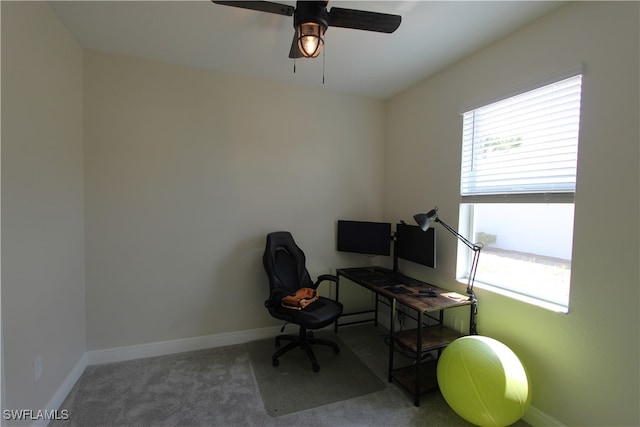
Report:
296,22,325,58
212,1,402,60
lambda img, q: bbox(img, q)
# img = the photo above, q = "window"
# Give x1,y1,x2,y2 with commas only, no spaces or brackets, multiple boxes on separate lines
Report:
459,73,582,311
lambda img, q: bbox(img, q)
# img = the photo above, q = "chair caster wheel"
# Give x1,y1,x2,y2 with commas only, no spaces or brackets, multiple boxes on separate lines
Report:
313,364,320,373
272,358,279,367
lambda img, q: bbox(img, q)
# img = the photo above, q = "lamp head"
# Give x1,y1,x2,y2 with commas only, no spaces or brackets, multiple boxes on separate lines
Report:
413,207,439,231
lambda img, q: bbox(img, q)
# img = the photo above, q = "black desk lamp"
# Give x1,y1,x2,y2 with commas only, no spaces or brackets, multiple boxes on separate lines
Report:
413,207,481,334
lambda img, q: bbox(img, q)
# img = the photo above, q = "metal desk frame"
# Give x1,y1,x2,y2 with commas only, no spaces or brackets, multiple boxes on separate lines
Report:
334,266,473,406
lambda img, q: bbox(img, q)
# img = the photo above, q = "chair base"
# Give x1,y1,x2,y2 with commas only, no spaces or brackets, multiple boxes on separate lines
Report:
272,328,340,372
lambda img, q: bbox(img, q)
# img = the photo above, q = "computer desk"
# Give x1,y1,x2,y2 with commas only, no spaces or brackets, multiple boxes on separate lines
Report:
334,266,473,406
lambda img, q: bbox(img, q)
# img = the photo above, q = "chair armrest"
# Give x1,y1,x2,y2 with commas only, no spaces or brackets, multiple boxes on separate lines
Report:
314,274,338,288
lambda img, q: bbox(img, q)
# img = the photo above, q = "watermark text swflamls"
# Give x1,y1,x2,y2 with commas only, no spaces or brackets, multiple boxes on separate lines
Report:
3,409,69,421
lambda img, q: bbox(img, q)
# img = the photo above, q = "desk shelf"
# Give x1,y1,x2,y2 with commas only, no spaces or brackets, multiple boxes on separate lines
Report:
391,359,439,396
390,325,462,401
393,325,462,354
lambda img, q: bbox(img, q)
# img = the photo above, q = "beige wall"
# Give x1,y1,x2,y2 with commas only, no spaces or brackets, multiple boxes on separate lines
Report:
1,1,86,417
2,2,639,426
83,50,386,350
384,2,639,426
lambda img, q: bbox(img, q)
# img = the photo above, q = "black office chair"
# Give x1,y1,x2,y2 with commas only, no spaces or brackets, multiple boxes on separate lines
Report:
263,231,343,372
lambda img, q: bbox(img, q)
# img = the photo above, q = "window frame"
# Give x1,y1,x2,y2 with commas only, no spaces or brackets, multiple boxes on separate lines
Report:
457,69,584,313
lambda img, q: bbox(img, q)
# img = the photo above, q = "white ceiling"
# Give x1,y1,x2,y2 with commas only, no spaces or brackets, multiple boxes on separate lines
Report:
50,1,564,99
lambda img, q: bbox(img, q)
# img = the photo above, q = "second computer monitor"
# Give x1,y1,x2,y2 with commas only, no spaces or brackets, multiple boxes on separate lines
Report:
396,223,436,268
337,220,392,256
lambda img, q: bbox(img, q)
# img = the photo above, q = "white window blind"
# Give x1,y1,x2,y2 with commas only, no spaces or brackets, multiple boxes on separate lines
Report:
461,74,583,198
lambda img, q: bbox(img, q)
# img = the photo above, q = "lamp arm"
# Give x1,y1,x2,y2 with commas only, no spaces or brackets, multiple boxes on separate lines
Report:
467,248,480,335
435,216,481,335
414,208,481,334
435,217,481,252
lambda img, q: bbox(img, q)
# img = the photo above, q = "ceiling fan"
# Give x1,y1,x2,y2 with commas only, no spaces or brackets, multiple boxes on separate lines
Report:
212,1,402,59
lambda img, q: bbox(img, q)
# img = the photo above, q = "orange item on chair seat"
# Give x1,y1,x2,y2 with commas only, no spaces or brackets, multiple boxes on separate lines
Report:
281,288,319,310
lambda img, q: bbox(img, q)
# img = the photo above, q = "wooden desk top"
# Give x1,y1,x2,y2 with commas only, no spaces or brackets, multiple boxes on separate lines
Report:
336,267,472,313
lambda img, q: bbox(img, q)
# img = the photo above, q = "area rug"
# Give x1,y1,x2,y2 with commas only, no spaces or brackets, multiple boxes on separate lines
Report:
247,331,386,417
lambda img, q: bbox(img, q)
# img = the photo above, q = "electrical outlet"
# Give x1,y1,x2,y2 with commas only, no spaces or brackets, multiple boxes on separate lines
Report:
34,355,42,382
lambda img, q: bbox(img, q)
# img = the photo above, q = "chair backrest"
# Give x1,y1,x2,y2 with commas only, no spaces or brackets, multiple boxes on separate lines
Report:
263,232,314,300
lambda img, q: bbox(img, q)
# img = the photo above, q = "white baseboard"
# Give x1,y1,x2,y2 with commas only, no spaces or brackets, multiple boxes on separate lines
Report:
87,325,282,365
524,404,566,427
31,353,88,427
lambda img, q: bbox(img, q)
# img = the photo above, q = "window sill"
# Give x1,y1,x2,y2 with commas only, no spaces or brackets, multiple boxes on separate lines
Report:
459,279,569,314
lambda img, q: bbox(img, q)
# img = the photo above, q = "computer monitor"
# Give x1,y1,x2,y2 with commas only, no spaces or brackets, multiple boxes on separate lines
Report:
337,220,392,256
396,223,436,268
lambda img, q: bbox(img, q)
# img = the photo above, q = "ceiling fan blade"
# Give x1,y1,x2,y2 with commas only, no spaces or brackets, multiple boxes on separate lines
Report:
288,32,303,59
212,1,294,16
328,7,401,33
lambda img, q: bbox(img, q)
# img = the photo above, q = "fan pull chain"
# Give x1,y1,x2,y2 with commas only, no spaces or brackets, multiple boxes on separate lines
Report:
293,58,296,74
322,45,325,84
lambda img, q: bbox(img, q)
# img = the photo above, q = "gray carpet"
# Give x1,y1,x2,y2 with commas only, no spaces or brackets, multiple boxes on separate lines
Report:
247,332,385,416
51,342,259,426
51,325,530,426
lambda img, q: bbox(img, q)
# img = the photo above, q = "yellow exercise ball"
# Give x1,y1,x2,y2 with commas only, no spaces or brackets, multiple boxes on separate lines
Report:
437,336,531,427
